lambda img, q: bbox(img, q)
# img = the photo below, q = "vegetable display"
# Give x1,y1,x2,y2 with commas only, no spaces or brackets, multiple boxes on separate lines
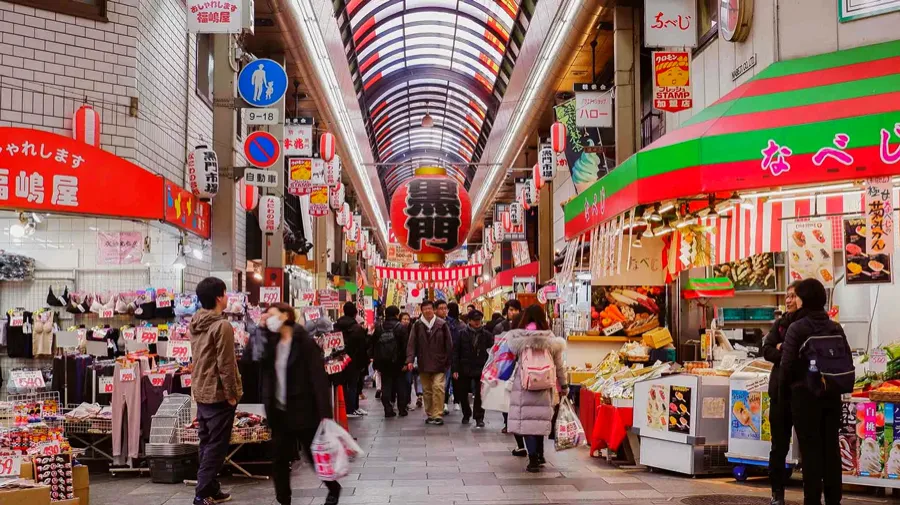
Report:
713,253,776,291
591,285,665,336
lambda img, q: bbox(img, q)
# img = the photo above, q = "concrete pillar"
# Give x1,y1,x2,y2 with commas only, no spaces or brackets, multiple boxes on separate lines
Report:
210,34,238,287
263,56,287,272
315,215,329,289
614,5,639,164
538,180,554,284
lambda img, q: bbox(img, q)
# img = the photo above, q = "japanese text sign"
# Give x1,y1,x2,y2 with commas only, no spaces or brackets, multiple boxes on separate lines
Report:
10,370,45,390
259,286,281,304
872,349,888,373
119,367,136,382
140,327,159,344
97,231,143,265
866,176,894,255
164,181,212,239
575,91,613,128
243,168,279,188
99,376,114,394
652,51,693,113
288,158,315,195
309,185,330,217
0,455,22,477
644,0,697,48
284,123,313,157
186,0,242,34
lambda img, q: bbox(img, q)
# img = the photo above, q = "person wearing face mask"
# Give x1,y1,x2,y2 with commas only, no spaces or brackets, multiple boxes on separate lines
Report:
260,303,340,505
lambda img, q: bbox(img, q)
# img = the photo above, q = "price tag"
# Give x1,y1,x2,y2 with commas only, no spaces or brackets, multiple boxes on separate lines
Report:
122,327,136,340
602,321,624,336
180,296,194,308
168,341,192,360
320,331,344,354
147,373,166,387
181,374,192,388
156,297,171,308
98,376,114,394
0,454,21,477
259,286,281,304
324,361,345,375
140,327,159,344
10,314,23,327
119,367,136,382
872,349,888,374
100,308,114,319
300,290,316,305
10,370,45,389
304,308,321,322
35,441,61,456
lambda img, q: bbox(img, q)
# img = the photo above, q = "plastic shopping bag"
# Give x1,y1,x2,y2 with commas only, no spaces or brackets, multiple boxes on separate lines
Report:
554,397,587,451
482,337,516,382
311,419,364,481
481,378,512,412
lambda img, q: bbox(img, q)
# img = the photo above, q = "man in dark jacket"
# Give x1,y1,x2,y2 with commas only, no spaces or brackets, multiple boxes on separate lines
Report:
406,300,453,425
335,302,368,417
761,282,799,505
441,301,463,413
452,311,493,427
485,312,503,334
493,299,522,336
373,305,410,417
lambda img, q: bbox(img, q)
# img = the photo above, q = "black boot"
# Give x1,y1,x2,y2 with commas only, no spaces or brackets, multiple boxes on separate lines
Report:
526,455,541,473
325,482,342,505
770,489,785,505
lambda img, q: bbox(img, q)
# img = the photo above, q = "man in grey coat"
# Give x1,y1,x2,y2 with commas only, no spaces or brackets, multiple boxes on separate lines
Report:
406,300,453,425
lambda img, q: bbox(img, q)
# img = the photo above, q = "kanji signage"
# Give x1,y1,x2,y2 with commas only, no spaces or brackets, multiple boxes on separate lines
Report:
387,243,415,263
644,0,697,47
187,144,218,199
284,121,313,157
164,181,212,239
186,0,242,33
575,90,613,128
0,127,164,220
243,168,278,187
652,51,693,113
495,203,525,242
839,0,900,21
309,185,329,217
288,158,322,196
258,195,282,233
866,176,894,255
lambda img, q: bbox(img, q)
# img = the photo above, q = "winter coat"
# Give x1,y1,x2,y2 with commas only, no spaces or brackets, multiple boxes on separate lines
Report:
259,325,332,431
780,309,851,392
761,311,798,402
372,318,409,375
505,329,566,436
452,325,494,378
334,315,368,376
190,309,243,404
406,316,453,373
493,318,512,336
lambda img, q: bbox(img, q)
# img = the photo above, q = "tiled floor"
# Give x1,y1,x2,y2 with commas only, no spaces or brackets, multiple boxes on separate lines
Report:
90,395,894,505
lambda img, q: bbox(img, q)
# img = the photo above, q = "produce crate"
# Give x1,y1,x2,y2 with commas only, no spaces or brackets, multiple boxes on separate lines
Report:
746,307,776,321
149,455,197,484
721,308,746,321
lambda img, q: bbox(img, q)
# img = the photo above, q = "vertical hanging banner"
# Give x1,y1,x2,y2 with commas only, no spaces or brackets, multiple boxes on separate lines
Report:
644,0,698,48
287,158,313,195
309,185,329,217
284,119,313,157
652,51,693,113
574,89,613,128
258,195,282,233
866,176,894,255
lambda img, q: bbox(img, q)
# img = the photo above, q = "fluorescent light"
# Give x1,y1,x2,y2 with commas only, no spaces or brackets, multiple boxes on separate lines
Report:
658,203,675,213
655,224,674,236
9,224,24,238
192,248,203,260
744,182,855,199
675,218,692,229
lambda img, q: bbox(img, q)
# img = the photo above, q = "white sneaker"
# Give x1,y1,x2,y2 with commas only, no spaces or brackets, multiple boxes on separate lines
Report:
454,404,461,412
357,408,368,416
347,412,360,418
443,404,450,415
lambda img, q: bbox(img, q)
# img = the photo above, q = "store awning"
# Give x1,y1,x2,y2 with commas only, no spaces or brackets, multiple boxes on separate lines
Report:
565,39,900,240
461,261,538,305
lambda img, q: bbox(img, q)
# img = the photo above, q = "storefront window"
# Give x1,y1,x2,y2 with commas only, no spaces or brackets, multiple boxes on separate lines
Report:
6,0,107,22
698,0,719,48
196,34,215,109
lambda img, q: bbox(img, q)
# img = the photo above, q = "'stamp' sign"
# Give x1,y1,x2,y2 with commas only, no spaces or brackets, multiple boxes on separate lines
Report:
10,370,45,389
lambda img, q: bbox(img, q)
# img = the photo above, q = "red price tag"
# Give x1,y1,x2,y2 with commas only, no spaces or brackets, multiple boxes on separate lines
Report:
10,315,23,327
99,376,114,394
169,342,192,360
11,371,45,389
100,308,114,319
119,368,136,382
320,332,344,354
260,286,281,304
122,328,136,340
0,455,21,477
148,373,166,387
140,327,159,344
156,297,171,308
38,442,61,455
181,374,192,388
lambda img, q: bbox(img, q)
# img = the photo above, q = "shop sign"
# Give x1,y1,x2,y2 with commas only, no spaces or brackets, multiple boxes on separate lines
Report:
387,243,414,263
644,0,697,48
284,121,313,157
574,90,613,128
787,218,834,287
843,216,892,285
839,0,900,21
258,195,282,233
731,54,757,81
186,0,242,33
866,176,893,255
243,168,278,188
720,0,753,42
652,51,693,113
539,145,556,182
98,376,114,394
513,276,536,294
168,341,192,360
187,145,218,199
325,155,341,187
9,370,45,390
309,185,329,217
288,158,318,196
259,286,281,304
97,231,143,265
495,203,524,242
329,183,345,210
164,181,212,239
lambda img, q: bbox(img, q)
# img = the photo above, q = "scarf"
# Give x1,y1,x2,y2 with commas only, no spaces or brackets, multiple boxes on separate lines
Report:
420,315,435,330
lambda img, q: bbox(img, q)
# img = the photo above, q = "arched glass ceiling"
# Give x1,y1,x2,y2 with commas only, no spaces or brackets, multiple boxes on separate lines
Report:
335,0,536,199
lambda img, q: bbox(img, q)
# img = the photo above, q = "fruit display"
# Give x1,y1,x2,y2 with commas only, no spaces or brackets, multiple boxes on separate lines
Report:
713,253,776,291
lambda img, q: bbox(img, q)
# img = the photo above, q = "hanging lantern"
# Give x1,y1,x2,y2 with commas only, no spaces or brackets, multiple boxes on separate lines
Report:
509,201,524,226
550,121,566,153
528,178,539,206
336,202,350,227
502,208,512,231
325,154,341,187
533,162,543,190
389,167,472,264
238,177,259,211
493,221,503,243
73,104,101,147
329,182,345,210
539,146,555,184
320,132,336,162
519,185,530,211
186,145,219,199
258,195,282,234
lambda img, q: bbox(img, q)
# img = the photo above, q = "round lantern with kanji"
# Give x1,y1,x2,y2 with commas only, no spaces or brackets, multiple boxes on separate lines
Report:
389,167,472,264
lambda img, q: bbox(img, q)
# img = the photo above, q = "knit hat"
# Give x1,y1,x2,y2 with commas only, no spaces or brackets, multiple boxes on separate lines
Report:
306,316,334,337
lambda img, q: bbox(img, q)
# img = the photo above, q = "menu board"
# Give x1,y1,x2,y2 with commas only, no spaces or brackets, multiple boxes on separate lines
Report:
787,218,834,287
844,217,893,285
730,389,761,440
646,385,668,431
668,385,692,434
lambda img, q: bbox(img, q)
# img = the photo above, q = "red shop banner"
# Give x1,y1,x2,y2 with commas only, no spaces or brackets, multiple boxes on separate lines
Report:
0,127,164,219
164,181,211,239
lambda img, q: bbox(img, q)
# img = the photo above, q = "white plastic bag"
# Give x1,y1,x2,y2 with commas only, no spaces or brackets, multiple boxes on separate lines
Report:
481,378,512,412
311,419,364,481
554,397,587,451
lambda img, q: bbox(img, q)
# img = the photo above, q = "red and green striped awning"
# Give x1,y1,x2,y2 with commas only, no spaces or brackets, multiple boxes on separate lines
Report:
565,40,900,240
682,277,735,299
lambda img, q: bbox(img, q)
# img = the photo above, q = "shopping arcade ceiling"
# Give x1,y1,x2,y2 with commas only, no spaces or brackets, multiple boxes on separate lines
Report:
333,0,537,199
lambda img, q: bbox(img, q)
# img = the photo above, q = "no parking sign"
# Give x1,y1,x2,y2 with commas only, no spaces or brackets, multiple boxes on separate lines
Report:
244,131,280,168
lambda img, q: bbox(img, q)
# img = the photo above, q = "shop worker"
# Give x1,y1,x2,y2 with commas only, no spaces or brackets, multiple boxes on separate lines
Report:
493,299,523,336
261,303,341,505
406,300,453,425
780,278,851,505
452,310,493,427
762,281,800,505
372,305,410,418
191,277,243,505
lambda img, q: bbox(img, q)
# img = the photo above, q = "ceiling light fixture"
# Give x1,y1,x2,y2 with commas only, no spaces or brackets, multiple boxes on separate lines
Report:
421,103,434,128
632,236,643,248
654,224,674,236
172,253,187,270
739,199,755,209
648,206,663,222
642,227,655,238
658,202,676,214
9,224,24,238
743,182,856,199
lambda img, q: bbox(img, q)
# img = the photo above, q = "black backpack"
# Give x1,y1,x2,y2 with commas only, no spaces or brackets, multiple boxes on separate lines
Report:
375,325,398,365
800,335,855,396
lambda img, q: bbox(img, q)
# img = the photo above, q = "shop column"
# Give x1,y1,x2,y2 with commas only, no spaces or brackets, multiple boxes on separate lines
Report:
613,4,641,164
263,56,287,274
210,34,239,287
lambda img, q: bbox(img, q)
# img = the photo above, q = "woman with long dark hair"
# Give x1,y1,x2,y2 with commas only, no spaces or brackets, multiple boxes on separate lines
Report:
260,303,341,505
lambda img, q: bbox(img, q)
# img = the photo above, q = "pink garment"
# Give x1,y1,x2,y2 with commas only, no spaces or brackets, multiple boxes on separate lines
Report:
112,358,146,459
525,322,538,330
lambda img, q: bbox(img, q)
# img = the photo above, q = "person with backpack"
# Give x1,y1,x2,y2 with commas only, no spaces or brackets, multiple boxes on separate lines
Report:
373,305,410,418
452,310,493,427
780,278,852,505
506,304,566,472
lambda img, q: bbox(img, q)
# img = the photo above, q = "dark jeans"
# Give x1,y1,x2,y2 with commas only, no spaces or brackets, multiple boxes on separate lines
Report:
768,398,794,492
195,401,236,499
523,435,544,456
345,369,360,413
270,410,340,505
381,371,410,415
455,376,483,421
792,388,842,505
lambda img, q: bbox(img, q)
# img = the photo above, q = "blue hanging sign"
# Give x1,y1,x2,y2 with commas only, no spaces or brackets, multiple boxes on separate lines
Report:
238,58,288,108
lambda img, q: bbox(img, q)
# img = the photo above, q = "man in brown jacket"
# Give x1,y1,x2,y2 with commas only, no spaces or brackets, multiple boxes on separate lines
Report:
406,300,452,425
190,277,243,505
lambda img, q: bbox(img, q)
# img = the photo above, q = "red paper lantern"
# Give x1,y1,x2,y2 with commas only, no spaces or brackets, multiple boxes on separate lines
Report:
320,132,336,162
533,162,543,190
238,178,259,211
73,104,100,147
390,167,471,264
551,121,566,153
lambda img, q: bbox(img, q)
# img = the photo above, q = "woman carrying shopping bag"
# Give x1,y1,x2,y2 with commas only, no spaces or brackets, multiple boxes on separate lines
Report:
260,303,342,505
506,304,567,472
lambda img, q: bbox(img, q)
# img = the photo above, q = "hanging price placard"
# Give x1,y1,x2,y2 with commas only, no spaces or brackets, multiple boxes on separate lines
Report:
10,313,23,327
140,327,159,344
259,286,281,304
320,331,345,355
147,373,167,387
122,327,136,340
10,370,45,389
119,367,136,382
181,374,192,388
0,455,22,477
100,308,114,319
98,376,114,394
168,341,192,360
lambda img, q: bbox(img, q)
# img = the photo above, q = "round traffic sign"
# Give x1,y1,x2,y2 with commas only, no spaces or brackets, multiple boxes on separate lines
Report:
244,131,281,168
238,59,288,108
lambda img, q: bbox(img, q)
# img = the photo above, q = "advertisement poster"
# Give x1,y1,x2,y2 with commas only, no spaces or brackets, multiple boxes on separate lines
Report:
97,231,143,265
308,185,329,217
652,51,693,113
712,253,777,291
590,286,664,336
841,401,859,475
552,98,613,194
886,404,900,479
647,385,668,431
857,402,885,477
787,218,834,287
866,176,894,255
287,158,313,196
730,389,761,440
760,393,772,442
844,217,893,285
668,385,692,434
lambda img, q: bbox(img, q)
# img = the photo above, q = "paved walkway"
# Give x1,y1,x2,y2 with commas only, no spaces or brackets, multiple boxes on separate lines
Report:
91,395,894,505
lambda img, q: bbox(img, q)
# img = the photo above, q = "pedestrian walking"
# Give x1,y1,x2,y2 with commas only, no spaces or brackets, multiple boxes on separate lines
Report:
438,301,462,414
190,277,243,505
406,300,453,425
373,305,410,417
493,299,522,336
335,302,369,417
452,310,493,427
506,304,567,473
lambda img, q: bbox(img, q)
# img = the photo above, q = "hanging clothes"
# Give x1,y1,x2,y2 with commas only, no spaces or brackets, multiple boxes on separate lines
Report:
141,372,174,441
6,311,33,358
112,357,146,460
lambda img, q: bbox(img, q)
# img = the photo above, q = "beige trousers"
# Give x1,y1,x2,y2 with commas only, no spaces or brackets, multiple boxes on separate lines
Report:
419,372,446,419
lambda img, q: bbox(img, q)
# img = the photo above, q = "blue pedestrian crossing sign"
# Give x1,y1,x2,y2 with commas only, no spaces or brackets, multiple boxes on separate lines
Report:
238,58,288,108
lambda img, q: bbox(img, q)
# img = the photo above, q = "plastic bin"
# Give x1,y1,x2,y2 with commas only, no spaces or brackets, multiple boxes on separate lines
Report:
721,308,746,321
149,455,197,484
745,307,776,321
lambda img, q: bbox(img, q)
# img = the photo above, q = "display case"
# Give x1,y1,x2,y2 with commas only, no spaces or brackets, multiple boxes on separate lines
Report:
632,373,731,475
